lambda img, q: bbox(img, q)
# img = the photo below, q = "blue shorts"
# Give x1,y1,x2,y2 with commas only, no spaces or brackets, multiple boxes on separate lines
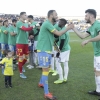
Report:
9,45,16,52
37,52,52,68
1,43,8,50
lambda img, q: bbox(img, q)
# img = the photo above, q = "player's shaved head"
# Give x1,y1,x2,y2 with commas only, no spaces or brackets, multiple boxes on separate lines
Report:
20,12,27,20
47,10,56,17
85,9,97,18
20,12,26,16
47,10,58,23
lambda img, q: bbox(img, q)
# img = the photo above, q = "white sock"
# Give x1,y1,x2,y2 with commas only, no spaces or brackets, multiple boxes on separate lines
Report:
95,76,98,92
63,62,69,80
57,61,63,80
51,57,54,70
33,52,37,64
96,76,100,92
95,75,97,85
55,58,59,73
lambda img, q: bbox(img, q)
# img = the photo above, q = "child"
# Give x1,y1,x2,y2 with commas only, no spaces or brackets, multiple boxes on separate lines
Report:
0,50,14,88
27,30,34,69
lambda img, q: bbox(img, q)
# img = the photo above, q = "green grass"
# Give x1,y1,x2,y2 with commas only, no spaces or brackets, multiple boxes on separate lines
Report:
0,33,99,100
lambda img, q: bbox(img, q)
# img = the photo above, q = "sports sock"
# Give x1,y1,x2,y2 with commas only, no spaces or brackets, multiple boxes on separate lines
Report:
57,62,63,80
18,59,23,73
63,62,69,80
22,59,27,66
96,76,100,92
39,75,43,84
55,58,59,72
33,52,37,65
42,72,49,94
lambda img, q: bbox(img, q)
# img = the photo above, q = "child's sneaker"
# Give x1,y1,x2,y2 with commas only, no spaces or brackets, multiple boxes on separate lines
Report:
44,93,57,100
5,85,8,88
9,85,12,88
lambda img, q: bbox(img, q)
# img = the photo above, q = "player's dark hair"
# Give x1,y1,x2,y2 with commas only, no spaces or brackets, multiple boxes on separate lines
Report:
12,19,17,23
85,9,97,18
20,12,26,16
28,15,34,19
47,10,55,17
5,50,12,56
3,20,8,26
60,18,67,25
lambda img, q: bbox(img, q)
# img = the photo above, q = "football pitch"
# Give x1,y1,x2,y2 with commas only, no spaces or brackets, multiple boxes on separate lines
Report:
0,32,99,100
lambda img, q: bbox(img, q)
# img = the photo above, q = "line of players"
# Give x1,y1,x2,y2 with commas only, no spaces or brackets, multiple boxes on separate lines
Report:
0,12,71,100
0,12,70,82
1,9,100,100
0,14,41,77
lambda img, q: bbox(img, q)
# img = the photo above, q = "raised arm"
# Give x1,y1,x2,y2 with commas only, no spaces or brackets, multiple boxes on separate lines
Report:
52,24,74,36
73,27,90,39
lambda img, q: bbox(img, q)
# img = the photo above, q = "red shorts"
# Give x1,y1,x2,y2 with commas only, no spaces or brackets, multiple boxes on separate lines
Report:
16,44,29,56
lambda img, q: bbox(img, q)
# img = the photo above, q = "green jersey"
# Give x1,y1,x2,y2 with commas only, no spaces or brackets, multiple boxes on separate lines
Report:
30,22,38,41
54,24,70,52
8,25,17,45
16,21,28,44
0,26,2,43
54,24,60,45
36,20,55,52
1,26,8,44
87,20,100,56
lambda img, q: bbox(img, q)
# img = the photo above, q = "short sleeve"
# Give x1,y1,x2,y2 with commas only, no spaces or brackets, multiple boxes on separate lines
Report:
16,21,23,28
0,58,6,64
46,22,55,33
